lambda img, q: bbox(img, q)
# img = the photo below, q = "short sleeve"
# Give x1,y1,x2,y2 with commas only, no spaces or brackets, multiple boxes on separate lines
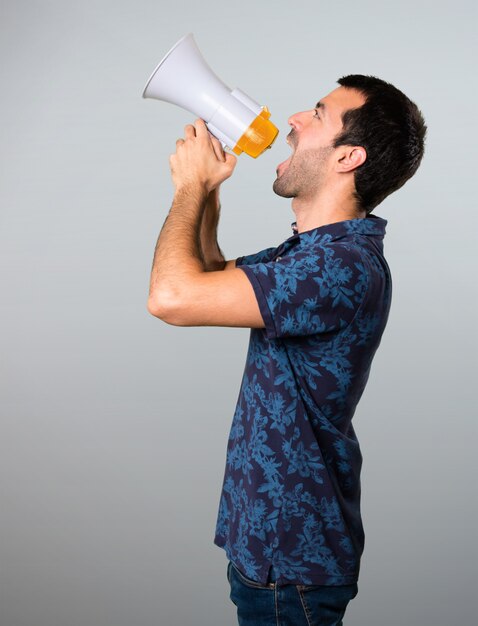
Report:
238,244,368,339
236,246,277,267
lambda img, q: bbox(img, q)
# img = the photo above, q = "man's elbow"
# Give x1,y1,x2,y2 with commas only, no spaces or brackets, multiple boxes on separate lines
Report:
147,289,189,326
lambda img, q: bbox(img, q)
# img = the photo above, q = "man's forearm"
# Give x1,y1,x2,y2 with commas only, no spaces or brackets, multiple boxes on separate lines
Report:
148,184,207,305
148,118,237,319
200,189,227,271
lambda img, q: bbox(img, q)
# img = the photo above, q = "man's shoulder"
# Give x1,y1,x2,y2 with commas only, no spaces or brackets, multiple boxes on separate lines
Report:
236,245,278,267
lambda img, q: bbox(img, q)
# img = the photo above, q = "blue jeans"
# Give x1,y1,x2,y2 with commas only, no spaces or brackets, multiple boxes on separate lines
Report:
227,561,358,626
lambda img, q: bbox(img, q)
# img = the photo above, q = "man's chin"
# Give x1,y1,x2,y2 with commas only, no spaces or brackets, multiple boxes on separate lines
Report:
273,177,295,198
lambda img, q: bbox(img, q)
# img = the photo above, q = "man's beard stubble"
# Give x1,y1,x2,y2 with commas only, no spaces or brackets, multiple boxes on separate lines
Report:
273,145,334,199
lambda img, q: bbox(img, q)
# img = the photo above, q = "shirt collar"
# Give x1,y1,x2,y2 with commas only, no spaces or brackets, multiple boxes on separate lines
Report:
289,214,387,245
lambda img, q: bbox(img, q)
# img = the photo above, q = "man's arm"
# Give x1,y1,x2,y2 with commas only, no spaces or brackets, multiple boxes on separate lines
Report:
200,187,236,271
147,119,264,328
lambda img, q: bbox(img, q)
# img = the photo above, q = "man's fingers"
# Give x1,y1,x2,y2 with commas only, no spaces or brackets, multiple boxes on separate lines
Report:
210,134,226,162
194,119,228,162
184,124,196,139
224,152,238,171
194,118,211,140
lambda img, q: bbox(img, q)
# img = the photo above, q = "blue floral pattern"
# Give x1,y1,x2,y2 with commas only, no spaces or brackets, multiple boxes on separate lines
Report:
214,216,392,585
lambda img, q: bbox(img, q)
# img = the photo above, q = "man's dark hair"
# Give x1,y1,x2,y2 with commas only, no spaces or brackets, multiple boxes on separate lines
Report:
333,75,427,213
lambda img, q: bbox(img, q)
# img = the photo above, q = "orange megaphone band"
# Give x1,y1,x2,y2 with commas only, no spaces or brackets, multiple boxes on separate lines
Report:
232,107,279,158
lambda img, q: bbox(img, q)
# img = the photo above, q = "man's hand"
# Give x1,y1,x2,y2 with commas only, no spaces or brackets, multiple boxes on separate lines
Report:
169,119,237,194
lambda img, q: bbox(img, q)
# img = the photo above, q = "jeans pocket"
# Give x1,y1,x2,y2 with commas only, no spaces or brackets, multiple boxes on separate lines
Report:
229,562,275,590
296,583,358,626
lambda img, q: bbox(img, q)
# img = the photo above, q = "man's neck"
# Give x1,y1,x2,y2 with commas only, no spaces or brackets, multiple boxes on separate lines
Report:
291,189,366,234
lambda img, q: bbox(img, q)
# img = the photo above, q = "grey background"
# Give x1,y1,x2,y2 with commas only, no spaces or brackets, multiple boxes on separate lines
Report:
1,0,476,624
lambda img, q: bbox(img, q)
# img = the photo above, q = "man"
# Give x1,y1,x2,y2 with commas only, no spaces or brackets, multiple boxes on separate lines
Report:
147,75,427,625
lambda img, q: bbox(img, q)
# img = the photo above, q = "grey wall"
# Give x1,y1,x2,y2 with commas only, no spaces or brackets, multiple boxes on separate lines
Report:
1,1,476,625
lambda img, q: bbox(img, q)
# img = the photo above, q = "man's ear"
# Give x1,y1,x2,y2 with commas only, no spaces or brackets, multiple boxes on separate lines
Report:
336,146,367,173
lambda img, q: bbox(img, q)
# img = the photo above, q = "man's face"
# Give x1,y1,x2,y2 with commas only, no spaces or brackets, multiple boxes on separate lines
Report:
273,86,366,199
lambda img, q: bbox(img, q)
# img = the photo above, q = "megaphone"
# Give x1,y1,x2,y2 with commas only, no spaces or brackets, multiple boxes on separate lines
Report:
142,33,279,158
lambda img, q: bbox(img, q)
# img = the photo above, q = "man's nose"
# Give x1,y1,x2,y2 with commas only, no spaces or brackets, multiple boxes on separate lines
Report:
287,110,311,130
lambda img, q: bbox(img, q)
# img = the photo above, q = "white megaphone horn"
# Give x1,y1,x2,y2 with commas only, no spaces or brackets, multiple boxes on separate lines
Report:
142,33,279,158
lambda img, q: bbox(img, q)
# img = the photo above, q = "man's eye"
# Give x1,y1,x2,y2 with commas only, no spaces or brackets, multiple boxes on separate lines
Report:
313,109,320,119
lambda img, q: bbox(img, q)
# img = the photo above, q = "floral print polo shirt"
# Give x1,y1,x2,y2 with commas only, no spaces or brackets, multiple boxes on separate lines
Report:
214,215,392,586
